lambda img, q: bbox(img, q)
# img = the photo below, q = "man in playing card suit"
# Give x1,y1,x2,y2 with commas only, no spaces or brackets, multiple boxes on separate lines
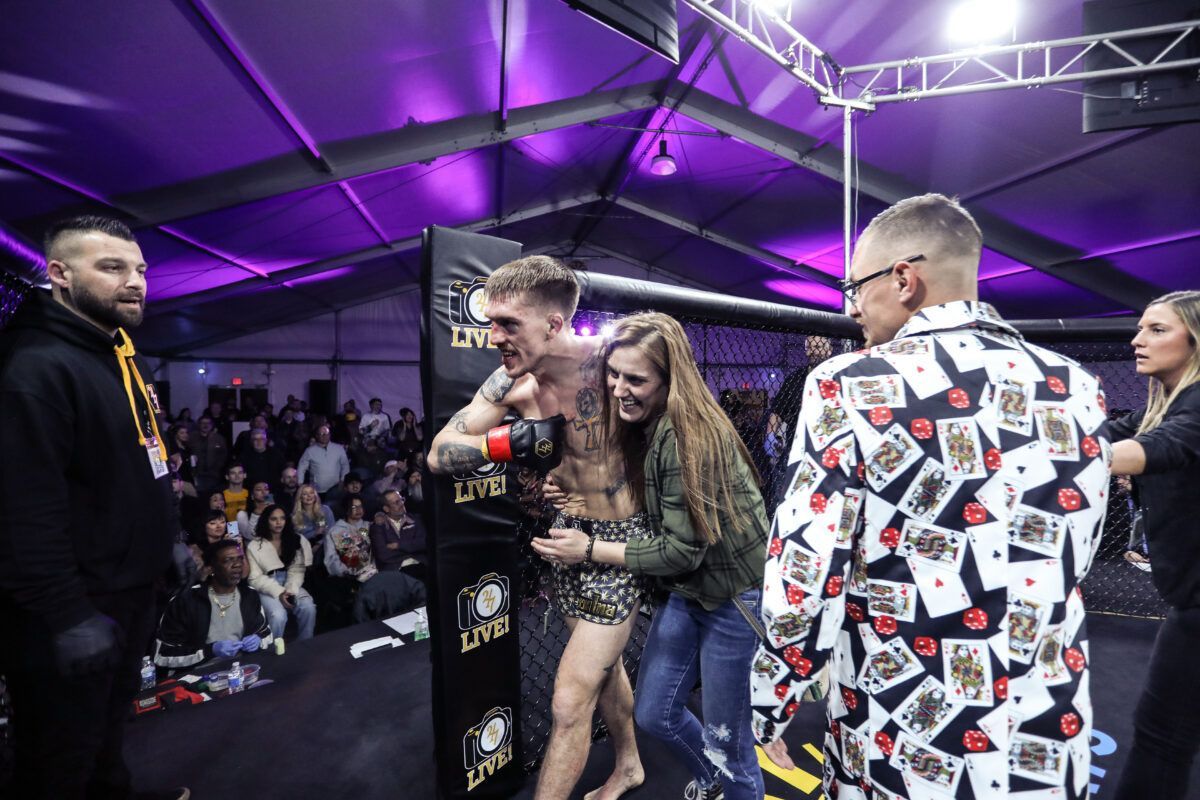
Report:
752,195,1111,798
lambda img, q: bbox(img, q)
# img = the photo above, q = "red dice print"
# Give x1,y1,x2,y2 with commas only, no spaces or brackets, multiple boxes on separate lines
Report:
784,646,813,676
874,731,894,757
825,576,844,597
962,730,990,752
830,720,841,739
984,448,1002,470
846,602,865,622
811,493,828,513
1058,488,1082,511
840,686,858,711
1097,392,1107,413
1064,647,1086,672
994,676,1008,700
963,503,988,525
856,463,865,479
1082,436,1101,458
963,608,988,631
869,407,893,426
784,701,799,718
1047,376,1067,395
819,379,840,400
786,585,806,606
910,418,934,440
880,527,901,548
822,447,843,468
768,537,783,558
774,684,789,700
874,615,898,636
913,637,938,657
948,388,971,409
1061,712,1082,737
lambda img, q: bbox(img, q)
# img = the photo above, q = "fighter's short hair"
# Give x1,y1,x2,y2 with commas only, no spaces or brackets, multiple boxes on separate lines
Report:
861,193,982,262
486,255,580,319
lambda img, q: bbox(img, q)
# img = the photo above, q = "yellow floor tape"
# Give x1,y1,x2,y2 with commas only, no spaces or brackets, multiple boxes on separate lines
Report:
755,745,822,795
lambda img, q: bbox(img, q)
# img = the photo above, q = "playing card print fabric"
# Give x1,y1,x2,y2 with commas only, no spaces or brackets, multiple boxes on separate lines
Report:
752,302,1111,799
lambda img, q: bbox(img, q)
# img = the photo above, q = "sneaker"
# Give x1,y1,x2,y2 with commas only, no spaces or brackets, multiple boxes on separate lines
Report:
683,779,724,800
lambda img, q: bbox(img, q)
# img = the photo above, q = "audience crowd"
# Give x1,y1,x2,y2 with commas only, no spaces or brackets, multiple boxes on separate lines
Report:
160,394,428,662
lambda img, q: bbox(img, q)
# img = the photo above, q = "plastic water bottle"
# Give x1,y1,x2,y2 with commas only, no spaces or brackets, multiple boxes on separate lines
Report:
413,617,429,641
140,656,156,692
228,661,244,694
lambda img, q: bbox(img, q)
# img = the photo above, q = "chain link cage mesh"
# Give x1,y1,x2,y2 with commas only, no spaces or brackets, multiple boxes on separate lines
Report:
515,305,1160,773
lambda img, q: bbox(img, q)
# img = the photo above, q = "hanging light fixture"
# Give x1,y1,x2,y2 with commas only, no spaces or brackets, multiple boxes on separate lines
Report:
650,139,677,176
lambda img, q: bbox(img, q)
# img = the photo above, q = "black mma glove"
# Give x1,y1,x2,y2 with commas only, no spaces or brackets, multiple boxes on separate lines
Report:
53,613,123,677
485,414,566,474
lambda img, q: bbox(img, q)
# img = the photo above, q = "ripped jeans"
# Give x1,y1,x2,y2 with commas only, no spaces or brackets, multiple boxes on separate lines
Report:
634,590,764,800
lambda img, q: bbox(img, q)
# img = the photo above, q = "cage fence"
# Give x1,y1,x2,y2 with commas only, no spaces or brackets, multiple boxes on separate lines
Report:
515,306,1159,774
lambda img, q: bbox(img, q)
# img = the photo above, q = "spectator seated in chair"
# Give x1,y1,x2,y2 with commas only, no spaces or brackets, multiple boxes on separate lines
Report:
221,463,248,523
292,483,334,550
326,494,425,623
236,480,272,539
241,426,284,492
153,539,273,669
369,490,427,580
246,504,316,641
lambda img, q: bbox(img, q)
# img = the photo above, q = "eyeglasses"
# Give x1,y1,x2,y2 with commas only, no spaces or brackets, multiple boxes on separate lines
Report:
838,254,926,305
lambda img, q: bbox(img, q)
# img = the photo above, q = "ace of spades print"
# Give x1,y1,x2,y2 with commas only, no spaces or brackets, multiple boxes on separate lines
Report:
751,302,1111,799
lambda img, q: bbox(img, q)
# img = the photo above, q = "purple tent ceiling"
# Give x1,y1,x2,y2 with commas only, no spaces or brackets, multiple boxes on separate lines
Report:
1,0,1197,355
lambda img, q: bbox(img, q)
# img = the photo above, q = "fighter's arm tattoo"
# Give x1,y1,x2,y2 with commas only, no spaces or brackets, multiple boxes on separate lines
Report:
579,349,603,385
449,409,470,434
481,368,514,403
438,443,488,474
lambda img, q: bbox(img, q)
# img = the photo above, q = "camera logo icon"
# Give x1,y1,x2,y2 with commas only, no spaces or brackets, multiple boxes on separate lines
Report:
463,706,512,770
448,277,490,327
457,573,509,631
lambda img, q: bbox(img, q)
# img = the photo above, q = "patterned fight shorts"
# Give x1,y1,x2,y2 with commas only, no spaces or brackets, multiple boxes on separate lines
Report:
551,511,654,625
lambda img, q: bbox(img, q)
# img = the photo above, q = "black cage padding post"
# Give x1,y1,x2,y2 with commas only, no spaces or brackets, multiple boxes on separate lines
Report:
421,227,526,799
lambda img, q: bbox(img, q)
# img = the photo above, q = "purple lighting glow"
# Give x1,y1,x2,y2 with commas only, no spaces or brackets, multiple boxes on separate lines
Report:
578,325,592,336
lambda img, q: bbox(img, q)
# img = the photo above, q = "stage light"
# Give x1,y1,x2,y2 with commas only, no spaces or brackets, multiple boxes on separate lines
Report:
650,139,677,176
197,366,206,375
579,325,592,336
600,322,616,337
947,0,1018,44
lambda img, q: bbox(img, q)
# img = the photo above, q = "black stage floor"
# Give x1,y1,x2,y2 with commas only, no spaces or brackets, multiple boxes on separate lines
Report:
117,612,1190,799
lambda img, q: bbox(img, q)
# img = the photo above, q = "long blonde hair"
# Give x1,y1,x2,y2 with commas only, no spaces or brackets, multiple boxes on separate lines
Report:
1139,290,1200,433
292,484,326,530
601,312,761,545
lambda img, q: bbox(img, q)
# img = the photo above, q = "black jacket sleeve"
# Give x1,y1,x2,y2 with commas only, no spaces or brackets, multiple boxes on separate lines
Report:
1109,409,1144,442
0,388,94,632
1137,389,1200,474
153,587,211,668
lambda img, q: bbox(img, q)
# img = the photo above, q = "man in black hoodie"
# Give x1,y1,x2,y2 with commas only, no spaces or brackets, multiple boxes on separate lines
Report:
0,216,188,800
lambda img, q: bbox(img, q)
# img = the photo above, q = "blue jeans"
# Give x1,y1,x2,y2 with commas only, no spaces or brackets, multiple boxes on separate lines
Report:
634,590,765,800
259,572,316,641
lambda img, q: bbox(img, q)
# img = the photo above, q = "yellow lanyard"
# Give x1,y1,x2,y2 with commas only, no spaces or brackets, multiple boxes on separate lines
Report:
113,329,167,461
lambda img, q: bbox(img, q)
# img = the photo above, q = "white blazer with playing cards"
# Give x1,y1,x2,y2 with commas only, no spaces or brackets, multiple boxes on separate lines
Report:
752,301,1111,800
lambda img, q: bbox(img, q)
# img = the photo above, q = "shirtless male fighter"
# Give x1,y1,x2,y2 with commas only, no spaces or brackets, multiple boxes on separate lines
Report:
428,256,648,800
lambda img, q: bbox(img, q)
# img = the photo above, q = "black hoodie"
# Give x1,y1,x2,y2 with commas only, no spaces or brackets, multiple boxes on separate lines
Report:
0,289,176,632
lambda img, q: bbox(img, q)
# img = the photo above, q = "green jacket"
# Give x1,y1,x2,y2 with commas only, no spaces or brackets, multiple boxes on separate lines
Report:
625,416,768,610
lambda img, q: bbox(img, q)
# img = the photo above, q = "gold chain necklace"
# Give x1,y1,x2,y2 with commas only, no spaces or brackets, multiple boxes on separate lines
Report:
209,587,237,617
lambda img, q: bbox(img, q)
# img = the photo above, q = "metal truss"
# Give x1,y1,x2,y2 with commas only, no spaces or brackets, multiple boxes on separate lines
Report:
843,20,1200,103
680,0,837,98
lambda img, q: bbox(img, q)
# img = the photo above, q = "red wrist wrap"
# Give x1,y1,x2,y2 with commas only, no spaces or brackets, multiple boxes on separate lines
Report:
486,425,513,462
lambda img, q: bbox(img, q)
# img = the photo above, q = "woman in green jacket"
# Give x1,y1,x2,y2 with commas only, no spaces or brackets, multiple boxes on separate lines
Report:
534,312,768,800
